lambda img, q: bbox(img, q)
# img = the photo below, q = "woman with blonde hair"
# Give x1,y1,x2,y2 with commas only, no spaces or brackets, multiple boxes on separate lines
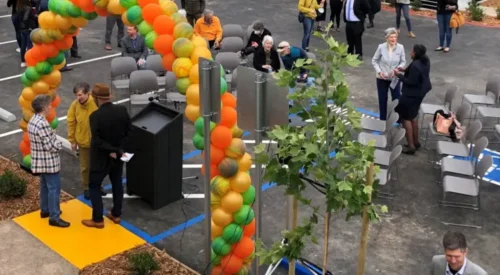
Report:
372,27,406,120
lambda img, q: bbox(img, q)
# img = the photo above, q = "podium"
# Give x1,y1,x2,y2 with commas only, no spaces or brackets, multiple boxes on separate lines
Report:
126,102,183,210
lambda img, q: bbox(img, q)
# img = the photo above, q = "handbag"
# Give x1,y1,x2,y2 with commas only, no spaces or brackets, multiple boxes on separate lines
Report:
298,0,315,23
434,112,453,136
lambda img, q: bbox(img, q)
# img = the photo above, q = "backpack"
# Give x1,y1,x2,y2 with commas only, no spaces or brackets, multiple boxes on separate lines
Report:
449,11,465,34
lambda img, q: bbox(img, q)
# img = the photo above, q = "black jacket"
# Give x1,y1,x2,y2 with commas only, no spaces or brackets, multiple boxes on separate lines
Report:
253,47,281,73
368,0,381,14
7,0,17,15
181,0,205,16
343,0,371,22
89,102,132,171
246,28,272,48
398,58,432,98
437,0,457,14
18,5,37,31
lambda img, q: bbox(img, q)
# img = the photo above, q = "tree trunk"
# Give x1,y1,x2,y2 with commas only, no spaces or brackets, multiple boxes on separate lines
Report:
288,196,298,275
322,211,331,275
357,163,375,275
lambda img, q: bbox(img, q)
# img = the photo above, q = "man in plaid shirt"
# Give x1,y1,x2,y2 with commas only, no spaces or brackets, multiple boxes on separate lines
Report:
28,95,70,228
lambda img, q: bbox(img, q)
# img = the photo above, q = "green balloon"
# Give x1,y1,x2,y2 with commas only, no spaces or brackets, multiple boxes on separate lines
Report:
48,0,58,13
126,5,143,25
35,61,53,75
220,77,227,94
58,2,70,17
21,73,33,87
211,237,231,256
211,249,221,265
120,0,137,9
241,185,255,205
47,52,65,65
82,11,98,20
234,205,254,225
23,154,31,168
193,133,204,150
25,67,41,82
222,223,243,244
220,64,225,77
175,77,190,95
144,31,157,49
50,117,59,129
138,21,153,37
194,117,215,136
67,3,81,18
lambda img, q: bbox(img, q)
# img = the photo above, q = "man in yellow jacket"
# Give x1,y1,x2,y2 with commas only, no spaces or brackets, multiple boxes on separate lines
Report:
67,82,99,200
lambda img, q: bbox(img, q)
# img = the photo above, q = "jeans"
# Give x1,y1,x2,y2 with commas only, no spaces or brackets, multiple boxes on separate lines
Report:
62,51,70,69
376,78,401,120
40,173,62,221
437,13,453,48
302,17,314,50
20,30,33,62
396,4,412,32
89,159,124,222
11,14,21,48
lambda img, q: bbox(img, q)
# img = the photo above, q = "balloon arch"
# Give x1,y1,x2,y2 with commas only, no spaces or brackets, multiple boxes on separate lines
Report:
17,0,255,273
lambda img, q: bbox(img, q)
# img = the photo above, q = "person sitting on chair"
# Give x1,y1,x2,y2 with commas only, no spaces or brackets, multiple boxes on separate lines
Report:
121,26,148,69
194,9,222,49
277,41,309,82
253,35,280,73
241,20,271,57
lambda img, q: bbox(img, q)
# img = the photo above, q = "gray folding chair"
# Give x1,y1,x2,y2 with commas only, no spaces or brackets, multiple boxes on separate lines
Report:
374,128,406,167
146,54,167,86
215,52,240,92
462,78,500,119
358,113,399,148
222,24,244,40
423,102,471,148
360,111,399,133
246,25,253,41
440,136,488,181
128,70,159,114
231,68,238,92
306,52,316,61
433,120,482,167
376,145,402,200
163,72,187,110
420,84,458,129
220,37,244,53
110,56,137,90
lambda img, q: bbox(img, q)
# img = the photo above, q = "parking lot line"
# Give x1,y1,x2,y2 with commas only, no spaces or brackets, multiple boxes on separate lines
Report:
0,40,16,45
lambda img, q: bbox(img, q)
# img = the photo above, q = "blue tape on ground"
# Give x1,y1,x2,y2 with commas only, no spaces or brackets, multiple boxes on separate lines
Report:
279,258,315,275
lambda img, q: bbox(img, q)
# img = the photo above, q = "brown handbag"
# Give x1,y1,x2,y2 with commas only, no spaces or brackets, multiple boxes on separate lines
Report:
434,113,453,136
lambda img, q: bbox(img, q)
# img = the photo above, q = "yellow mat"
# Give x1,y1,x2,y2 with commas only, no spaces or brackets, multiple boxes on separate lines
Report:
14,199,145,269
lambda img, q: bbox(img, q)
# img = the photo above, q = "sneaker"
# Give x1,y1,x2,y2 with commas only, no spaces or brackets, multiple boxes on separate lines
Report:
16,48,20,53
105,44,112,50
20,62,26,67
49,219,71,228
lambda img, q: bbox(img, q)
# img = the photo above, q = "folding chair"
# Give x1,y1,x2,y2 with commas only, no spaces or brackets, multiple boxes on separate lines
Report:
164,72,187,110
423,102,471,148
146,54,167,86
360,111,399,133
222,24,245,40
215,52,240,92
462,78,500,120
358,113,399,148
128,70,159,115
219,37,244,53
110,56,137,91
440,136,488,181
433,120,482,166
419,84,458,129
374,127,406,167
376,145,402,200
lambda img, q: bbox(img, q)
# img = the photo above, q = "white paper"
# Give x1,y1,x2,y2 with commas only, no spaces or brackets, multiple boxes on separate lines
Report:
120,153,134,162
390,78,400,90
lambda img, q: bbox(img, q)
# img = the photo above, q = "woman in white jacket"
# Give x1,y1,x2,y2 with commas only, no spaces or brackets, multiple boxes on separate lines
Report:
372,28,406,120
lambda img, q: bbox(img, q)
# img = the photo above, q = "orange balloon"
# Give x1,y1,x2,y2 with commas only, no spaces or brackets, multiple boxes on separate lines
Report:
54,14,71,30
138,0,157,7
162,53,176,71
233,236,254,259
42,70,62,88
211,208,233,228
22,108,35,122
220,191,243,213
21,87,36,102
221,92,236,108
184,104,199,122
22,131,30,144
40,43,59,58
186,84,200,106
54,35,73,50
94,7,108,16
38,11,57,29
70,17,88,28
220,106,237,128
153,34,174,55
190,46,212,65
19,140,30,156
30,45,47,62
211,126,233,149
51,95,61,108
209,144,226,165
32,81,50,94
243,218,255,237
189,64,199,84
142,4,163,24
153,15,175,35
19,120,28,131
211,220,223,239
201,164,219,179
18,96,32,110
46,108,56,122
211,266,230,275
79,0,95,12
220,255,243,274
25,50,37,67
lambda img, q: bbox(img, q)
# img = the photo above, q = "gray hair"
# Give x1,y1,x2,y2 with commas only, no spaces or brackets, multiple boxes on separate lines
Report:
203,9,214,16
443,231,467,252
31,95,52,114
384,27,398,39
252,20,265,31
262,35,273,46
73,82,90,94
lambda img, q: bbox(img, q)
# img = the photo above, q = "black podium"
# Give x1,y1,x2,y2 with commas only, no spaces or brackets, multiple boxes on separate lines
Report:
126,102,183,210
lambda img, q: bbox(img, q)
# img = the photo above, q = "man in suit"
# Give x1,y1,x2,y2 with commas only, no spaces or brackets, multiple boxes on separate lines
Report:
431,231,488,275
121,26,148,69
81,84,132,229
343,0,370,60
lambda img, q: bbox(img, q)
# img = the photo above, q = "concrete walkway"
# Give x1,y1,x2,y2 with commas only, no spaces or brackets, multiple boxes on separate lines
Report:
0,221,78,275
481,5,498,17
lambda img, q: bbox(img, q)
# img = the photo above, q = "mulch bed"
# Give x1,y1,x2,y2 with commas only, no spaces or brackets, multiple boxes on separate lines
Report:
79,244,199,275
0,156,73,221
381,5,500,27
481,0,500,8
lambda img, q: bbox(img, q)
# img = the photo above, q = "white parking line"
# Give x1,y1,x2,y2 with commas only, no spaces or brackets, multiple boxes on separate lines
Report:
0,15,11,19
183,164,257,168
0,40,16,46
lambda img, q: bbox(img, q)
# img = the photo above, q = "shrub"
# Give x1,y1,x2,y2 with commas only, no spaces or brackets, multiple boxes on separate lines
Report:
128,251,160,275
468,0,484,21
496,7,500,19
0,170,27,198
411,0,422,11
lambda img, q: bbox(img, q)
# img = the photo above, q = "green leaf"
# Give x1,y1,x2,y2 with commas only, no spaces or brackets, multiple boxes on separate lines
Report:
363,185,373,194
380,205,389,213
338,181,352,191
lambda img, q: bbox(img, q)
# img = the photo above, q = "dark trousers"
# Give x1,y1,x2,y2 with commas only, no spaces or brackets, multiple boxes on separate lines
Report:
345,21,364,56
11,14,21,48
329,0,342,28
368,13,375,24
376,78,401,120
105,15,124,45
20,30,33,62
71,36,78,56
186,13,201,26
89,159,124,222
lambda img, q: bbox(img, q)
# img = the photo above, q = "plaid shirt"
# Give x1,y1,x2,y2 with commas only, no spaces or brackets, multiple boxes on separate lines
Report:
27,114,62,174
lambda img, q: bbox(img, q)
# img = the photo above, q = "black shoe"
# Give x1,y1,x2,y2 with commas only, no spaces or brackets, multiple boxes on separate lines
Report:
357,55,363,61
71,55,81,58
367,23,374,28
60,67,73,72
41,211,62,218
84,189,90,200
49,219,71,228
117,43,122,48
415,142,421,150
403,145,416,155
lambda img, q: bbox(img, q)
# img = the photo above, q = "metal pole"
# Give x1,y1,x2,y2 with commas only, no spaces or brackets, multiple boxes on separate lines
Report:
252,72,266,275
200,61,213,274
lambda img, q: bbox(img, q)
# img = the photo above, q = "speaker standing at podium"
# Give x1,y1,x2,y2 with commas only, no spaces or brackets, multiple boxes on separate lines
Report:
81,84,132,229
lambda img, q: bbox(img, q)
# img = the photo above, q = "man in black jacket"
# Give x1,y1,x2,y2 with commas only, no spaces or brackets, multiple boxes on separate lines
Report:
343,0,370,60
181,0,205,26
82,84,132,229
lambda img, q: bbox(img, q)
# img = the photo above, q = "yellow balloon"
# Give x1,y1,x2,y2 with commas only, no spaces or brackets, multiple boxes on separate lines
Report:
212,208,233,228
19,120,28,132
54,14,71,30
22,108,34,122
21,87,36,102
38,11,57,29
70,17,88,28
190,46,212,65
230,171,251,193
220,191,243,213
42,70,62,88
32,81,50,94
159,0,178,16
46,28,64,40
186,84,200,106
53,60,66,71
211,220,223,240
172,57,193,78
121,12,134,26
189,64,199,84
18,96,32,110
211,192,221,208
108,0,126,15
191,35,208,48
184,104,200,122
238,153,253,172
48,89,57,100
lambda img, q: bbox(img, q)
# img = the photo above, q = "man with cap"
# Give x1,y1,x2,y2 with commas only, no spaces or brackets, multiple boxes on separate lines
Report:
277,41,309,82
82,84,132,229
